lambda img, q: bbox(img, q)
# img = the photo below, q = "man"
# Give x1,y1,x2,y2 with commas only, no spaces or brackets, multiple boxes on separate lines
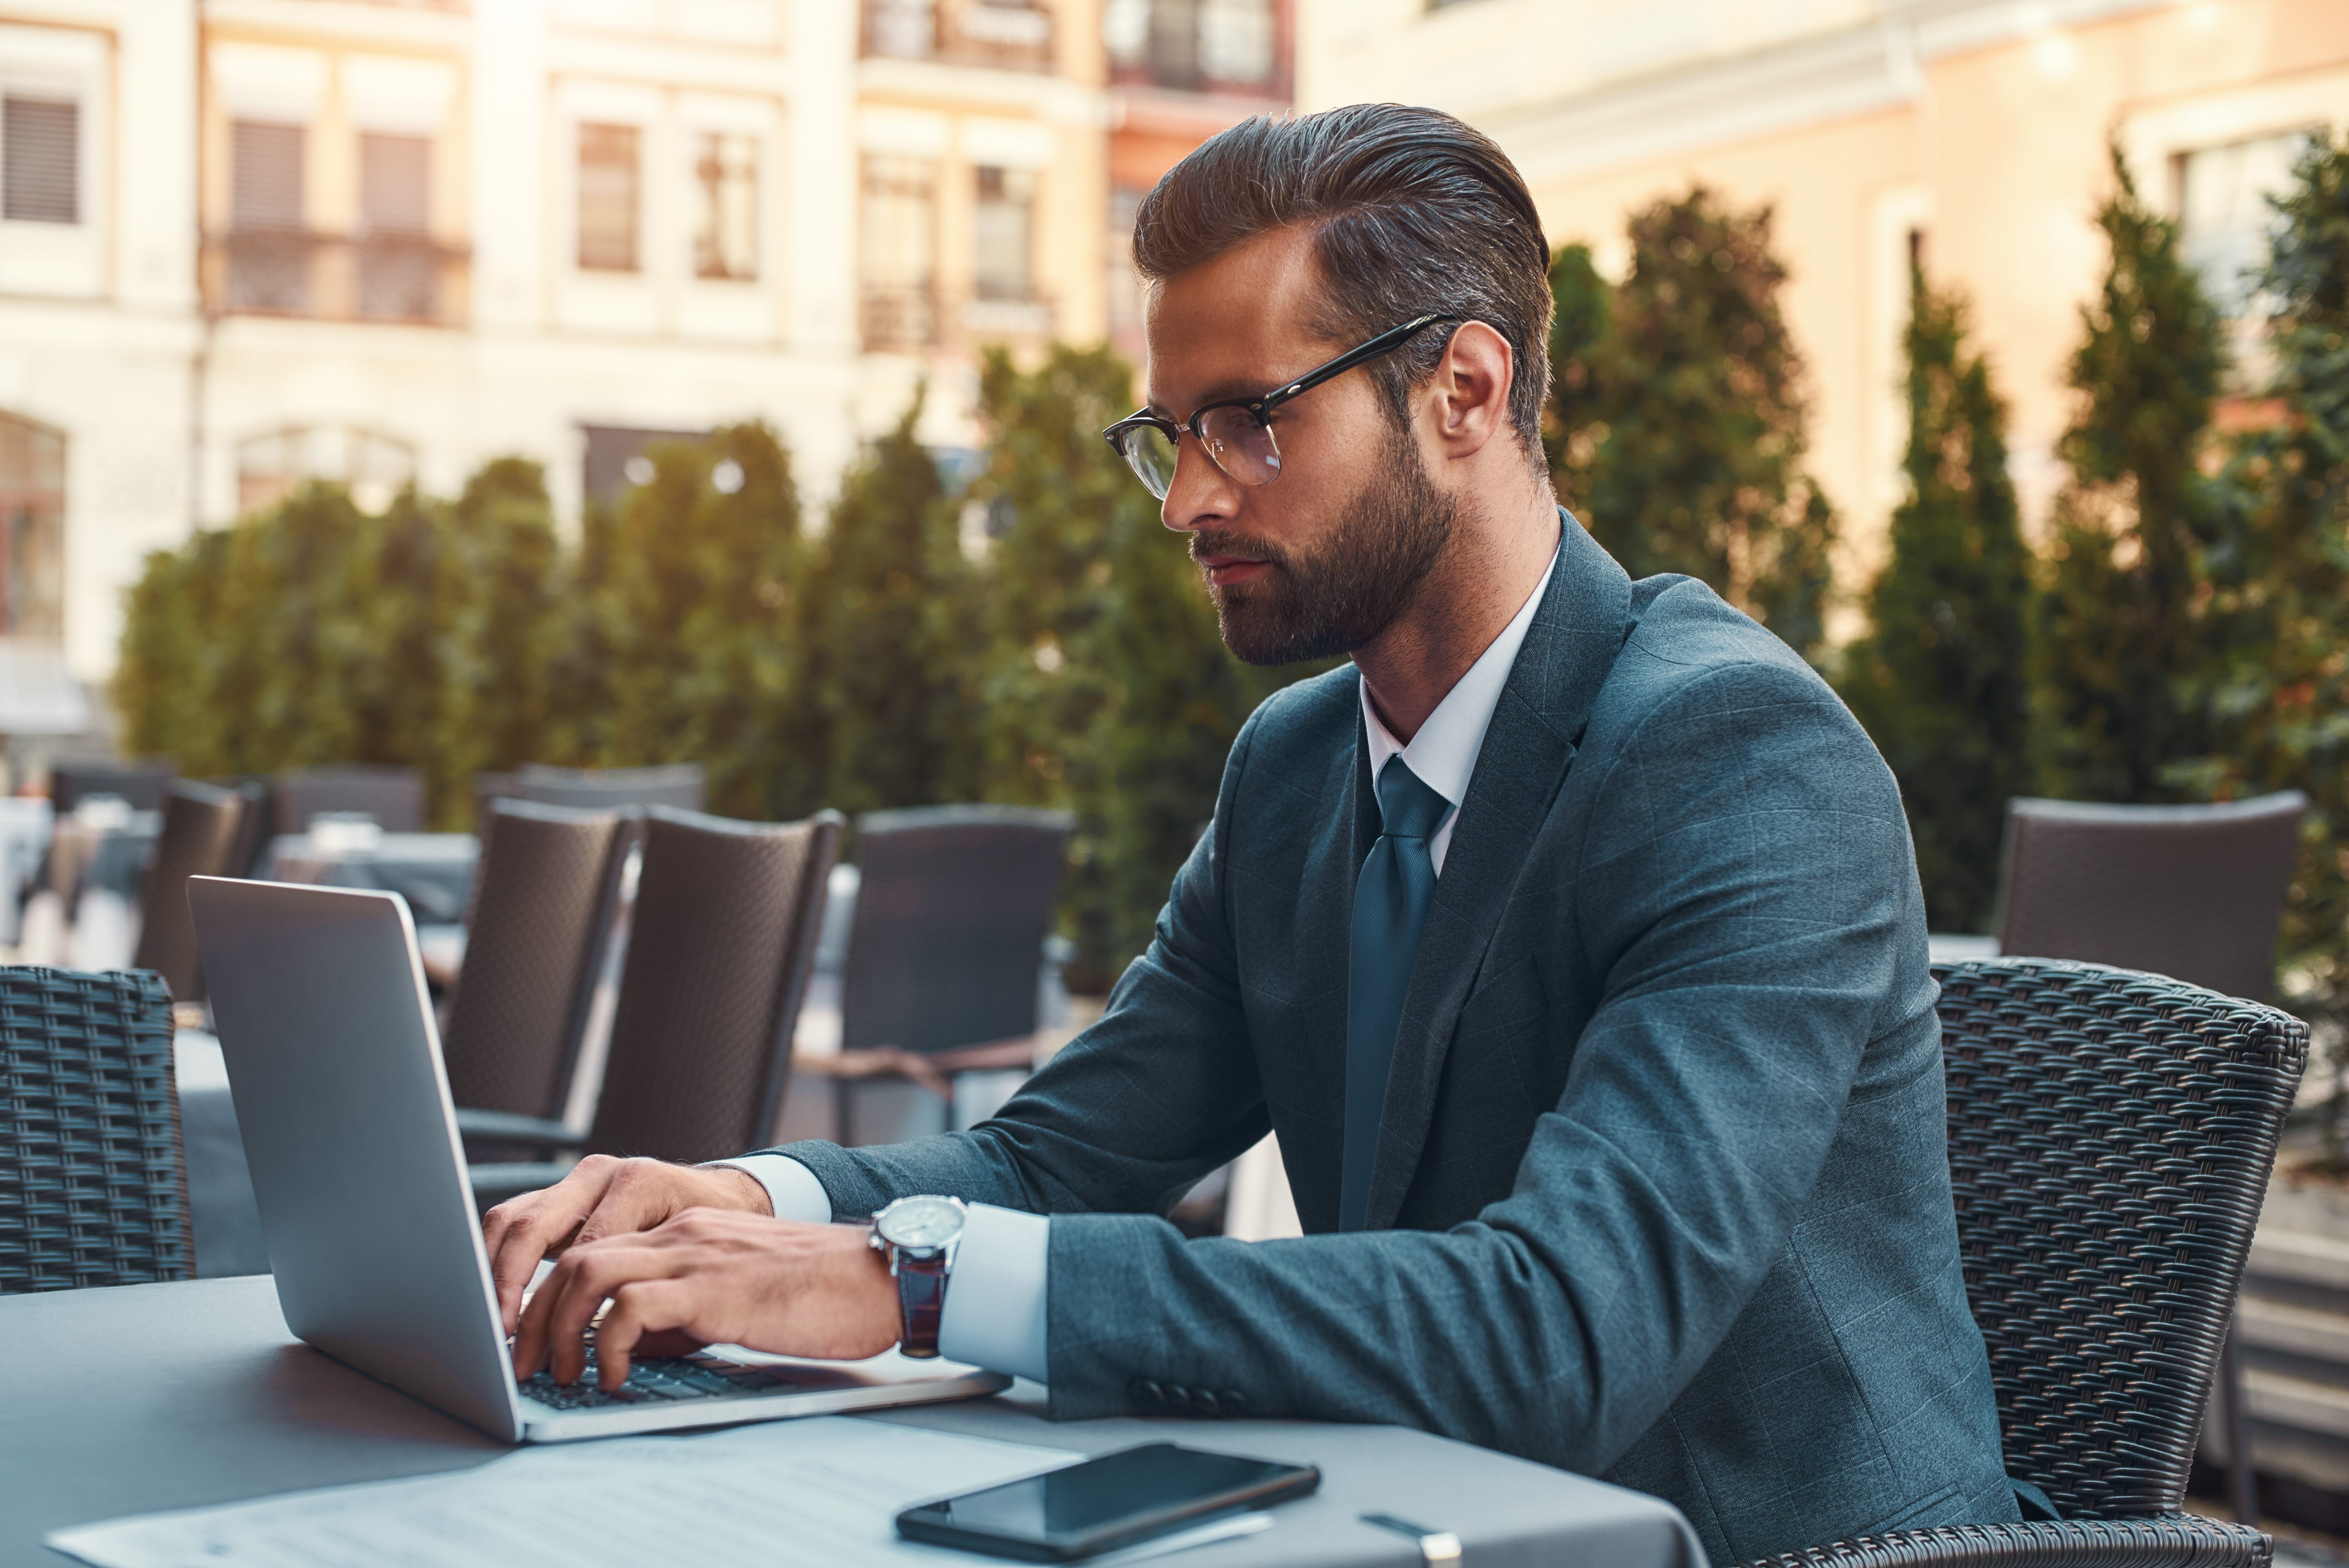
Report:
486,105,2019,1564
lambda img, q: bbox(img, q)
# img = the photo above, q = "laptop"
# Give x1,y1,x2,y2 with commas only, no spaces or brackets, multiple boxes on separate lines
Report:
187,876,1009,1442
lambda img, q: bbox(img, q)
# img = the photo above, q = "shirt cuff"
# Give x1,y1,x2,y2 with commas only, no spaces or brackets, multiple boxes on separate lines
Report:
939,1203,1050,1385
707,1154,833,1224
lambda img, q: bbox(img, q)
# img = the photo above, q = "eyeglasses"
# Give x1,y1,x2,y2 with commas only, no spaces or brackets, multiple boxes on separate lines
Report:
1102,314,1462,500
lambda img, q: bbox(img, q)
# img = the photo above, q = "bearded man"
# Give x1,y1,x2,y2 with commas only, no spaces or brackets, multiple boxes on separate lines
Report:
483,105,2022,1563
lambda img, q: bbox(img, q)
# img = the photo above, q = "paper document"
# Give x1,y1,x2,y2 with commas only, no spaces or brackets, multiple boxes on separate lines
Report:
48,1417,1084,1568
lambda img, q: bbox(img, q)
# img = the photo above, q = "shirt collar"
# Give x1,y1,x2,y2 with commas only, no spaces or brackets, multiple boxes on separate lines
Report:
1360,543,1559,810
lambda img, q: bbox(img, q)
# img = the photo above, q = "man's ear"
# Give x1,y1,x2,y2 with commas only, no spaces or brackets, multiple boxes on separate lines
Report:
1427,321,1515,460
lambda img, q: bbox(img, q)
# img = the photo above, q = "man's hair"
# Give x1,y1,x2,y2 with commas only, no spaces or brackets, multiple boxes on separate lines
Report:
1131,103,1553,463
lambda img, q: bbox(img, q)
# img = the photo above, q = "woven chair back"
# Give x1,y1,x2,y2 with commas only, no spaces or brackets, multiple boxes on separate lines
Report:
1937,958,2305,1518
513,763,706,813
587,806,841,1165
131,779,249,1003
0,968,189,1292
1994,792,2305,1002
841,805,1073,1056
440,800,634,1120
51,761,173,815
273,765,426,834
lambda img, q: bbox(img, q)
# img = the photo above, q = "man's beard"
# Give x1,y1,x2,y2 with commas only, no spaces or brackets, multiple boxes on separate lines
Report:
1194,427,1457,667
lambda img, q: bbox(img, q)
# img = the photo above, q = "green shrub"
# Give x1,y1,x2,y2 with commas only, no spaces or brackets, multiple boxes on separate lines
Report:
1837,269,2036,932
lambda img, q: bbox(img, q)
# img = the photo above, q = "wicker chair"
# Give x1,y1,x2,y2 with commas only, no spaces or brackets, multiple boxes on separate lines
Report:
442,800,633,1154
0,968,190,1293
511,763,706,814
272,764,426,835
130,780,250,1004
1740,959,2303,1567
466,806,841,1201
803,805,1072,1139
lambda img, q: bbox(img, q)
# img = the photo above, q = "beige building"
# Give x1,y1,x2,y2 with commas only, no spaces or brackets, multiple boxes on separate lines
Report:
0,0,1111,710
1298,0,2349,623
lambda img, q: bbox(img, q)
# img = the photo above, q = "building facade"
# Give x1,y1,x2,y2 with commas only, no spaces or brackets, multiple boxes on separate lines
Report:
0,0,1110,706
1298,0,2349,624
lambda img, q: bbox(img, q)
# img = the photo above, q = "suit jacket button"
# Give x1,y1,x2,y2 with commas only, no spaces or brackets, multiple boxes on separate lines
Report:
1193,1390,1221,1418
1164,1385,1190,1411
1219,1390,1247,1417
1131,1379,1163,1405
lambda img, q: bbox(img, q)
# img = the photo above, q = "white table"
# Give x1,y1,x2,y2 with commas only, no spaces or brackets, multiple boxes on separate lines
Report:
1,1276,1704,1568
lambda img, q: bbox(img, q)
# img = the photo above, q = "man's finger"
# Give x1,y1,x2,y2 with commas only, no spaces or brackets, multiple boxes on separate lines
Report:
594,1280,702,1390
485,1164,618,1332
541,1243,685,1388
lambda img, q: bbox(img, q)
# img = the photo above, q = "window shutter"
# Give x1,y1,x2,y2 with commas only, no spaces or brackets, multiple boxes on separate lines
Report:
360,134,431,235
2,97,79,225
577,123,640,272
232,121,306,229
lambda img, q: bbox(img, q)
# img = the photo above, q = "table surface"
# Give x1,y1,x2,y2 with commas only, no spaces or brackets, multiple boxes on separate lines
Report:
2,1275,1701,1568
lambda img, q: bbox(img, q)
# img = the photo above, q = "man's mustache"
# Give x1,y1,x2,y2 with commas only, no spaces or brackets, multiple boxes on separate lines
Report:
1189,531,1292,570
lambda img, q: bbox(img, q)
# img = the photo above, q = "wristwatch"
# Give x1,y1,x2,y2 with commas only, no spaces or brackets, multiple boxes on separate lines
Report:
868,1195,968,1358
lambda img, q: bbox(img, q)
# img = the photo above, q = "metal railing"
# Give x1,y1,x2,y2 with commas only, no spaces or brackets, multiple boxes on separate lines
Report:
862,0,1055,73
202,229,470,326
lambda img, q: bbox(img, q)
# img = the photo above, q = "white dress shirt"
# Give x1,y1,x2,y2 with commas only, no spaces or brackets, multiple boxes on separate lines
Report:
722,541,1561,1385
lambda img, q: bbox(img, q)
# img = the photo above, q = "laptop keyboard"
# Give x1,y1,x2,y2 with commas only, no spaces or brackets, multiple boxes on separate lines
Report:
518,1339,798,1411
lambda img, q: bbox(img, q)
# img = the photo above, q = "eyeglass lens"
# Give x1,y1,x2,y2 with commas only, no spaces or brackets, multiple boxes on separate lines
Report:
1118,411,1283,500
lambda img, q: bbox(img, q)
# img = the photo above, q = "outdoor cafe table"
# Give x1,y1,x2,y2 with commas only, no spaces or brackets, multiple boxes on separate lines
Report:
0,1275,1705,1568
264,830,480,926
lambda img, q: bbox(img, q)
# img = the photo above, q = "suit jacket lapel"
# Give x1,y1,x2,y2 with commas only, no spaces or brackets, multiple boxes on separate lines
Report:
1365,514,1636,1228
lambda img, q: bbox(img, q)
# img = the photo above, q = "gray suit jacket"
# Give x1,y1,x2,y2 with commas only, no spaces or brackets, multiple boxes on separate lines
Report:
773,517,2018,1564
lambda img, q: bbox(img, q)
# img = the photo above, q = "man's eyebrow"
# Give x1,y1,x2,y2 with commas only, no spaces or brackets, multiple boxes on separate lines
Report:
1146,376,1274,417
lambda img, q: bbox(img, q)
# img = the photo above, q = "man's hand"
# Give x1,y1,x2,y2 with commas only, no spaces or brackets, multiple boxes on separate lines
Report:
512,1210,900,1390
481,1155,773,1335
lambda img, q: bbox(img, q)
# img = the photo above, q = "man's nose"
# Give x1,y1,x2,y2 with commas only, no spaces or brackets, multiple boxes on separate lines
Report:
1160,435,1240,534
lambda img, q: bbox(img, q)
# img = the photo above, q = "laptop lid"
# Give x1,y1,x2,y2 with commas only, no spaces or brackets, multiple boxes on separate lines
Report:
189,877,524,1442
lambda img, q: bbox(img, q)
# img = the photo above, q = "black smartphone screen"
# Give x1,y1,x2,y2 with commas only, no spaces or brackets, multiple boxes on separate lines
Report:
895,1443,1320,1562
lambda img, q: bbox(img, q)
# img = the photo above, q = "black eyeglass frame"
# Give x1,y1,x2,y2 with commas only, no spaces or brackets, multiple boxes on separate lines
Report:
1101,313,1463,493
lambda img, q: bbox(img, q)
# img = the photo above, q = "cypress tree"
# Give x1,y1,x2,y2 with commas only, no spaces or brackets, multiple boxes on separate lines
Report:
2037,148,2228,803
1838,270,2035,932
432,459,563,823
1548,190,1836,659
2194,131,2349,1042
816,393,976,816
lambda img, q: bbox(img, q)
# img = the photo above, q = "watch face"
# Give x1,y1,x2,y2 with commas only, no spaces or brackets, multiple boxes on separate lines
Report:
878,1195,965,1249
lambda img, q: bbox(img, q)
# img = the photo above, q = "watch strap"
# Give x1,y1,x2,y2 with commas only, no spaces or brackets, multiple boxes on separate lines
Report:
894,1249,949,1358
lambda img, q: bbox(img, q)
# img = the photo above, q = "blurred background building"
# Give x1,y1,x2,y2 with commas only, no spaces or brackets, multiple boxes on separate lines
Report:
0,0,2340,701
1300,0,2348,620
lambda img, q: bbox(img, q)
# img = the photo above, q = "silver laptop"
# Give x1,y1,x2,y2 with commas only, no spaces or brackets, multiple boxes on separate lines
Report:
188,876,1008,1442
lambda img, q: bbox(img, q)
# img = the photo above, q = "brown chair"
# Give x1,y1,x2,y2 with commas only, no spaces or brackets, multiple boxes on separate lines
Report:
273,764,426,834
466,806,841,1201
441,801,633,1151
1991,789,2307,1523
50,761,173,814
1744,959,2301,1567
1994,792,2307,1004
131,780,248,1004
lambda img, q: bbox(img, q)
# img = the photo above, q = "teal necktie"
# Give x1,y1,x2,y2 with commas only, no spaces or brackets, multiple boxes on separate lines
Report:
1341,755,1450,1232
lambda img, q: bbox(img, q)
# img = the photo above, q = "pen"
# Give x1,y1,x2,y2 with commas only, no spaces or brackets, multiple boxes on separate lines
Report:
1361,1512,1463,1564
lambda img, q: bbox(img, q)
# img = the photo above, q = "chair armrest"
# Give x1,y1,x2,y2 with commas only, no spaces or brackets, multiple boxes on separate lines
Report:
1739,1514,2268,1568
795,1048,954,1099
453,1108,582,1149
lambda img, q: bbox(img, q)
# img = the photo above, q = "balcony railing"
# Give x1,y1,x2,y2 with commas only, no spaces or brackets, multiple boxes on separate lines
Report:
203,228,470,326
861,283,1056,353
863,0,1055,74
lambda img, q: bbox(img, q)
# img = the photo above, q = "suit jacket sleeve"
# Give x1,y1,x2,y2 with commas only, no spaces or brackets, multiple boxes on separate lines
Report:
755,718,1276,1221
1039,655,1914,1475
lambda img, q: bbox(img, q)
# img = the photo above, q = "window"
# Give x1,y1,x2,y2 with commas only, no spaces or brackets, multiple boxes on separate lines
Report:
0,413,63,640
358,133,435,320
694,132,758,281
577,122,640,273
1199,0,1274,86
2177,131,2314,320
973,165,1034,303
229,121,308,312
236,426,416,519
2,96,77,225
861,154,937,349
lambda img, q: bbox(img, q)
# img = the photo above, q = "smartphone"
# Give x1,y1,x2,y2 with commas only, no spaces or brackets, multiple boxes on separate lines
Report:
895,1441,1321,1562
